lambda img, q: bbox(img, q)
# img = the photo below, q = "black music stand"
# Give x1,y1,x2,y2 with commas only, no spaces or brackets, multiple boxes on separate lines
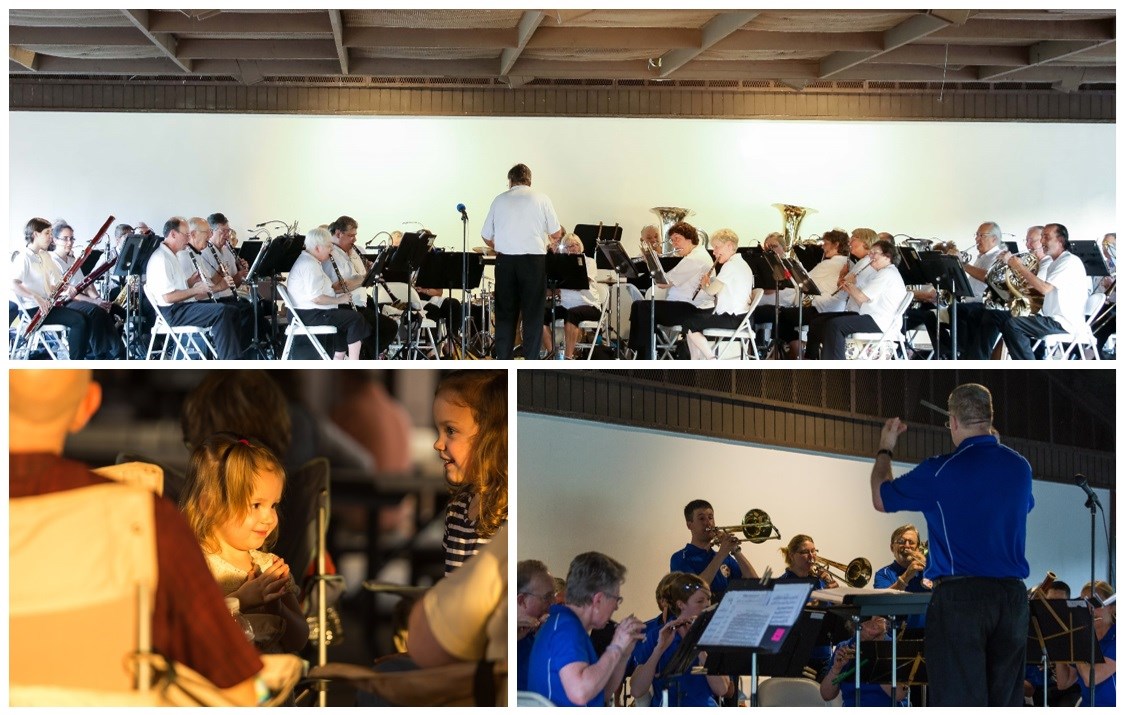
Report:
829,590,932,707
1069,240,1111,278
596,241,638,359
1027,597,1103,707
637,245,671,359
387,231,437,359
237,239,264,269
688,580,813,706
544,254,592,359
249,234,304,357
784,253,821,350
79,250,103,277
862,639,926,706
919,253,974,360
575,223,622,259
114,233,161,359
415,251,485,354
761,251,796,358
794,243,824,272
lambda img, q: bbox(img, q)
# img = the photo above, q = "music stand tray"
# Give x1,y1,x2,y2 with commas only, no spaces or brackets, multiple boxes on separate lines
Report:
545,254,592,291
1069,240,1111,278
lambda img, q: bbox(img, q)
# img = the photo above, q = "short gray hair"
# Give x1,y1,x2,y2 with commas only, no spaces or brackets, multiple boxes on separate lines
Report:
565,551,626,606
304,226,332,252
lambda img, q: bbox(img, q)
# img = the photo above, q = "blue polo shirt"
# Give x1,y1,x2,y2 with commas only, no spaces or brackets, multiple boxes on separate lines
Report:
872,561,928,628
1079,623,1115,707
517,630,535,691
630,615,718,707
670,543,742,595
880,434,1033,580
528,603,602,706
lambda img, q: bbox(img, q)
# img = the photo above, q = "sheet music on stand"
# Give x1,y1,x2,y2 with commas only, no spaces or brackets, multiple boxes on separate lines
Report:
699,582,811,650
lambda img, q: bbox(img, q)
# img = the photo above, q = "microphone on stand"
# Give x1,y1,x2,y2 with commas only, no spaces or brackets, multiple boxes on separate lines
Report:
1074,474,1102,508
456,203,469,222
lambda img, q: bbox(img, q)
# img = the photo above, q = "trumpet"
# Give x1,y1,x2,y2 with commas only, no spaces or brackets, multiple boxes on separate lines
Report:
812,556,873,588
708,509,781,546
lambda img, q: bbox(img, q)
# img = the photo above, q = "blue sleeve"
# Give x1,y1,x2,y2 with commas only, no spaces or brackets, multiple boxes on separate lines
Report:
728,555,743,579
670,550,688,573
873,566,896,589
553,621,592,673
880,458,941,513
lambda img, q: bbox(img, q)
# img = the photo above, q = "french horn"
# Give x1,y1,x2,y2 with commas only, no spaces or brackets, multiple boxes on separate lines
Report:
984,252,1041,316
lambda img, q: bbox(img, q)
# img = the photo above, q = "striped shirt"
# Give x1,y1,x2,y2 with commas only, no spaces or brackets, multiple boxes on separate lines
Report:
443,491,489,574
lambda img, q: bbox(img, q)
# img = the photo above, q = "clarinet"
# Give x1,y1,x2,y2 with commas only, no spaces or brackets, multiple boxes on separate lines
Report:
206,244,240,299
328,253,356,310
186,249,216,300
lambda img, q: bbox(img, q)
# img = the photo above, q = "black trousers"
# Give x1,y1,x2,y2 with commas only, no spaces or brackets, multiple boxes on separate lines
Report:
162,301,244,360
67,300,123,359
495,254,547,359
424,298,464,341
355,305,397,356
926,577,1028,706
627,300,709,359
1001,315,1066,360
28,305,90,359
296,308,371,355
544,304,601,327
804,312,882,360
775,305,820,343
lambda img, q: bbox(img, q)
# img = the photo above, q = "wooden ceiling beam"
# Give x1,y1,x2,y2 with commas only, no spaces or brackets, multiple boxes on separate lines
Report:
9,45,39,71
979,39,1115,81
176,39,338,60
658,11,761,78
500,11,545,77
820,11,969,79
23,55,183,74
349,57,499,78
148,11,331,35
345,27,517,50
9,27,150,46
328,10,348,75
713,31,882,53
193,59,343,76
525,27,700,50
927,18,1115,43
875,44,1028,67
121,9,192,73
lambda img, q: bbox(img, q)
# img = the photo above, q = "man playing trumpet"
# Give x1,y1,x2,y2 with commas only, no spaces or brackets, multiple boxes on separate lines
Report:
669,499,758,599
873,524,931,629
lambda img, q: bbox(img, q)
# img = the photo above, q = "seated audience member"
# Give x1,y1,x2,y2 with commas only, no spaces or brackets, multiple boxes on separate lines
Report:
528,551,645,706
9,369,264,704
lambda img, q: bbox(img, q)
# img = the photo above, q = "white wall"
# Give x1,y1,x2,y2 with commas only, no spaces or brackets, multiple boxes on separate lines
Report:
9,113,1115,255
516,413,1112,611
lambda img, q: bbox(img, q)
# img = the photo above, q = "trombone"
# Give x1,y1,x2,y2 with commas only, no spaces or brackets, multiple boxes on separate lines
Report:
708,509,781,546
812,556,873,588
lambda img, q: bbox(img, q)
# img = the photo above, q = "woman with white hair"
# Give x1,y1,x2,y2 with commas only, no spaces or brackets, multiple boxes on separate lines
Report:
285,227,370,359
681,228,754,359
542,233,601,359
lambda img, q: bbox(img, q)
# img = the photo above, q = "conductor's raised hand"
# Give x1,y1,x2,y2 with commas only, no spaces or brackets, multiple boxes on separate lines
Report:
880,417,907,451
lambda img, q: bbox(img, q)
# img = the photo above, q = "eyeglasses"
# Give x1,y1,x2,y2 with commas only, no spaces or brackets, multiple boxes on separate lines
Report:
796,549,819,556
944,419,989,429
521,590,556,602
893,539,918,547
601,591,624,606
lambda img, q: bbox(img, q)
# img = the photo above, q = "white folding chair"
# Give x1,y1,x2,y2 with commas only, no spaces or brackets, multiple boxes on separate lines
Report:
847,292,913,360
144,300,219,361
583,282,641,360
1033,292,1105,360
700,287,764,360
756,676,837,707
10,304,71,360
276,284,337,360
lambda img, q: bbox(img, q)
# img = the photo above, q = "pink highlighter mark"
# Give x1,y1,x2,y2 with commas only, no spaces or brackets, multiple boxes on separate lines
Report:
770,628,786,643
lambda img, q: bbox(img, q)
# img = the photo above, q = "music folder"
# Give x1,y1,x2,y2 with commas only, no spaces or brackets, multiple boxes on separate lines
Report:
597,241,639,280
1026,598,1104,665
545,253,591,290
79,250,104,277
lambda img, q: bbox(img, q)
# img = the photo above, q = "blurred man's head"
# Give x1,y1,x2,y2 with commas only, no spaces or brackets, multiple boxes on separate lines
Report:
10,370,102,455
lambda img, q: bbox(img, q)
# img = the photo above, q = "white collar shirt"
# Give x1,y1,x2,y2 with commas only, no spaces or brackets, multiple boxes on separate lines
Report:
480,185,561,255
1041,251,1089,333
146,242,191,306
287,250,335,310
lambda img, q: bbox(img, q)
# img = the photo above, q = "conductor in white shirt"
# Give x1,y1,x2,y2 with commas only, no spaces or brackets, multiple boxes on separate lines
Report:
481,163,563,360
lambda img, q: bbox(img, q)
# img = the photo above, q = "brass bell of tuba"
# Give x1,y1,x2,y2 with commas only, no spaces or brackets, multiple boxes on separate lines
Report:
772,204,815,257
650,206,695,255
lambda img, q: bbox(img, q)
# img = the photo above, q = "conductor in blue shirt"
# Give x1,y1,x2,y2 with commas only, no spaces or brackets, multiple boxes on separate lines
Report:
669,499,758,599
870,383,1033,707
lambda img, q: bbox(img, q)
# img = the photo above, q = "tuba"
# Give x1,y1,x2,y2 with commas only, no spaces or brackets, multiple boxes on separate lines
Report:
650,206,695,255
772,203,815,257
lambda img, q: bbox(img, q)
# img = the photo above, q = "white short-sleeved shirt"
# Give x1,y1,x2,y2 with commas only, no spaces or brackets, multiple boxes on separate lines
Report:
181,246,233,299
965,244,1002,303
11,247,61,308
772,253,847,307
287,250,335,310
1041,251,1089,332
145,243,191,307
665,246,715,309
322,245,367,307
854,265,909,333
49,253,85,288
481,185,560,255
816,254,870,312
713,253,754,315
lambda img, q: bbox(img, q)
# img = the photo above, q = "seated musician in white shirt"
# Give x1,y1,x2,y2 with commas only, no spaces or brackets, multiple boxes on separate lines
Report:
542,233,601,360
47,219,122,359
680,228,754,359
626,221,714,359
323,215,398,356
764,229,851,359
286,226,371,360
